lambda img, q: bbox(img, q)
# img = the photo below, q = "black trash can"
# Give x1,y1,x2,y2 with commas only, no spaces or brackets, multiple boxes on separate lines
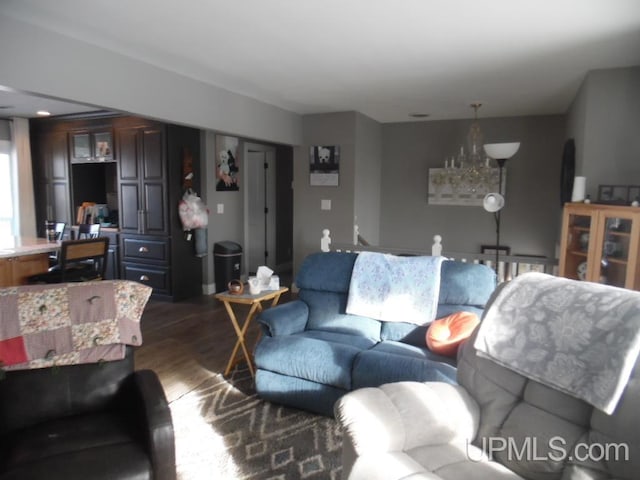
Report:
214,241,242,293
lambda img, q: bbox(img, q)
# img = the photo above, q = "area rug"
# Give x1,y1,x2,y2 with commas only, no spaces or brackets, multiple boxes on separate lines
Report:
170,366,343,479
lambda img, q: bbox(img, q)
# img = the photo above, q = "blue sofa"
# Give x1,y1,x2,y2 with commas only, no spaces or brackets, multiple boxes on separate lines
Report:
254,252,496,416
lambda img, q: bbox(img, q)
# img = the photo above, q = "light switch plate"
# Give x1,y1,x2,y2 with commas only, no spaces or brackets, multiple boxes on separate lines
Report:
217,203,224,214
321,199,331,210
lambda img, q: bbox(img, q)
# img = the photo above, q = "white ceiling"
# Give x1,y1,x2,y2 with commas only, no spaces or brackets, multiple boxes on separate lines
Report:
0,87,104,119
1,0,640,122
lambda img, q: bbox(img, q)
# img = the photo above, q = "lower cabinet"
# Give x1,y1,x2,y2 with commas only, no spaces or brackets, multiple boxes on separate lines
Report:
120,234,171,297
0,254,49,287
121,263,170,294
97,229,120,281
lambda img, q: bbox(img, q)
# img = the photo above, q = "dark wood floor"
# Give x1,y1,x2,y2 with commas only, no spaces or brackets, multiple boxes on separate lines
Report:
134,285,294,402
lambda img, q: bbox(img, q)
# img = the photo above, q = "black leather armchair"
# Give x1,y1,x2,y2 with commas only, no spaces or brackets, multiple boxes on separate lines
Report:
0,347,175,480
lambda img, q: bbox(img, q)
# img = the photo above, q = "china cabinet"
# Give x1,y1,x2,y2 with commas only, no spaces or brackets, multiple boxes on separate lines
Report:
559,202,640,290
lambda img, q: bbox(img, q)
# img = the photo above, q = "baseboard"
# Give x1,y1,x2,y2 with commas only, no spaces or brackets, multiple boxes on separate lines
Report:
202,283,216,295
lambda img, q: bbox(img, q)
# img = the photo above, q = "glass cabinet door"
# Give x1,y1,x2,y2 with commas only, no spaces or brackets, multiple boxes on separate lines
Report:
595,214,633,288
562,211,593,282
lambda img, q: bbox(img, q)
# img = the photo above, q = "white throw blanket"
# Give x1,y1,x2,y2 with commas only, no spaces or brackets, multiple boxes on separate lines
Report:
345,252,444,325
474,272,640,414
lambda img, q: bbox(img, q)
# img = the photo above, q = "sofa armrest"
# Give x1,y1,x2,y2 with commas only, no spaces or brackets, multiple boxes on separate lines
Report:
128,369,176,480
334,381,479,456
257,300,309,336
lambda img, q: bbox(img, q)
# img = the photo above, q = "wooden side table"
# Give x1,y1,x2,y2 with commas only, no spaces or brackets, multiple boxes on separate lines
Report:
214,286,289,378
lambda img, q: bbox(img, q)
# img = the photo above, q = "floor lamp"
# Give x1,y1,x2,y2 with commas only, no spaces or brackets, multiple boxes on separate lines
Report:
482,142,520,276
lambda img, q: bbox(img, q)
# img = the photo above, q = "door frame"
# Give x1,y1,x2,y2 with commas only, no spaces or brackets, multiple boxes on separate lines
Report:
243,142,276,276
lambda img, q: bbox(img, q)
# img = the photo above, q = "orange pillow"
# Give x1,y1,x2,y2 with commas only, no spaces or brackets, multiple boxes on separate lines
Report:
426,311,480,357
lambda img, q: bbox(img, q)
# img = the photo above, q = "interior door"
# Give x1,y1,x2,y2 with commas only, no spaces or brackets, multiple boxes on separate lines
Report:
245,144,276,275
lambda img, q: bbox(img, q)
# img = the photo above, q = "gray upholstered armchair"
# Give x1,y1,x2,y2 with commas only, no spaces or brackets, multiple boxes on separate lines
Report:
335,274,640,480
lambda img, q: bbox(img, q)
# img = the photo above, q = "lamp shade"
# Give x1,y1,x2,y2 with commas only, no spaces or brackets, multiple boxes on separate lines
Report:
483,142,520,160
483,192,505,213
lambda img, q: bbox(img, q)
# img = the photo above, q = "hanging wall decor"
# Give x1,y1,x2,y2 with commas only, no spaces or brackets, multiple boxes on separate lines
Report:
427,167,503,206
216,147,240,191
310,145,340,186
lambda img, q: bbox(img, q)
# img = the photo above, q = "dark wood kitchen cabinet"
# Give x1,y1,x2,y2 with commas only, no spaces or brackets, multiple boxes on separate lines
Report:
31,130,73,235
30,114,203,301
116,122,168,235
116,120,203,300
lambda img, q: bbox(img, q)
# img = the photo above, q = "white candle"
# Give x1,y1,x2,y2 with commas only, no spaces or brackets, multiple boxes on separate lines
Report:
571,176,586,202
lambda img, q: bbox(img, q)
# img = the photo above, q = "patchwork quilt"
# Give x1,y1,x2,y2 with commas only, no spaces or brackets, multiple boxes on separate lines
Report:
0,280,152,371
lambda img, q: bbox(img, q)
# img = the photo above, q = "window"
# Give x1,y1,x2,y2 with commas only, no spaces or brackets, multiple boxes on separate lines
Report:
0,140,15,237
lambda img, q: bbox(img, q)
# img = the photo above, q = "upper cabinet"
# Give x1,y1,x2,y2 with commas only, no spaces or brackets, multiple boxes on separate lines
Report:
116,122,168,235
71,129,114,163
559,202,640,290
30,130,72,233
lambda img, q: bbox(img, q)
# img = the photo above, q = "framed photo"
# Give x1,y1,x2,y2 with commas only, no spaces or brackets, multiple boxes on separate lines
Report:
598,185,614,202
310,145,340,186
597,185,640,205
216,147,240,191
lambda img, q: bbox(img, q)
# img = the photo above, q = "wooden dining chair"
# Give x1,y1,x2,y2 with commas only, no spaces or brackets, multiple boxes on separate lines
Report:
48,222,67,267
29,237,109,284
77,223,101,239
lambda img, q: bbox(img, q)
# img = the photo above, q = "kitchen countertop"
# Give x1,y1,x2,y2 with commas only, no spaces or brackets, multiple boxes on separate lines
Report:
0,237,59,259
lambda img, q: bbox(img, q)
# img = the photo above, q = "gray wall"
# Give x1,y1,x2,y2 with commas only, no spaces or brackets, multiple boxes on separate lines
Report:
354,113,382,245
567,66,640,199
0,120,10,140
293,113,358,270
294,111,567,267
0,14,302,146
201,133,246,292
380,115,567,259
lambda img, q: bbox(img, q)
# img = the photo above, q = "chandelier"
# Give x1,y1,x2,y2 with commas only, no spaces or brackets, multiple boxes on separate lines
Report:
433,103,499,196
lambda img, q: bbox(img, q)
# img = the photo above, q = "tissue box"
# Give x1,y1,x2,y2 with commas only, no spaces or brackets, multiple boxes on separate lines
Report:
256,265,274,289
269,275,280,290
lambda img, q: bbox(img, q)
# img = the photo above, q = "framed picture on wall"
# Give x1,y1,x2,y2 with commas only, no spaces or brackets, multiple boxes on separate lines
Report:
597,185,640,205
309,145,340,186
216,148,240,191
